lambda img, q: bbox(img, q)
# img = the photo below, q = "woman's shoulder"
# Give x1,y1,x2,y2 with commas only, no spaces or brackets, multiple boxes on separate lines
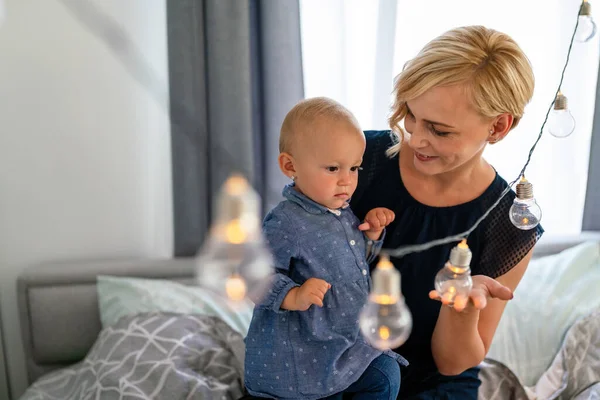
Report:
475,172,544,278
481,172,516,210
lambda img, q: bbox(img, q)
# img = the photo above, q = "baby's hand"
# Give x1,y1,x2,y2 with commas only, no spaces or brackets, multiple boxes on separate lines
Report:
358,207,395,241
286,278,331,311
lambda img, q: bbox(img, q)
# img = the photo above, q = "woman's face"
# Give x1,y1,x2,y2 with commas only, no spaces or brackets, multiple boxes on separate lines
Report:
403,84,499,177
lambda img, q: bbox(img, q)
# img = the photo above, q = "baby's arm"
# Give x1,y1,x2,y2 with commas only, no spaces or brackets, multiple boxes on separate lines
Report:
282,278,331,311
258,210,301,313
260,209,330,312
358,207,395,262
358,207,395,240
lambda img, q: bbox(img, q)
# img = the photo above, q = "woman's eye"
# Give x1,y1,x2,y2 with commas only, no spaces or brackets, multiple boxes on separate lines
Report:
326,166,338,172
429,124,450,137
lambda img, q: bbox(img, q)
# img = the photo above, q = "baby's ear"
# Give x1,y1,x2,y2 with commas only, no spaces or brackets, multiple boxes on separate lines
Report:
278,152,297,179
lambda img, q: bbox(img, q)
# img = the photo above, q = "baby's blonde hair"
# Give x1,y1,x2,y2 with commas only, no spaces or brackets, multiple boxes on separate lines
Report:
387,25,535,156
280,97,361,154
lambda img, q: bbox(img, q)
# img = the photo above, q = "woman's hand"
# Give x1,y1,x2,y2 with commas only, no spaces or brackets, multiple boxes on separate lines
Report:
358,207,395,241
429,275,514,312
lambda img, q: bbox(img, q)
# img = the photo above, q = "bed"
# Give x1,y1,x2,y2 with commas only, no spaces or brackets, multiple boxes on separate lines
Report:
15,232,600,399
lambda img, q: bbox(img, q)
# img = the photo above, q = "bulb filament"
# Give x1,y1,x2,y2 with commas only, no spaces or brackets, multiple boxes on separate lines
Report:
378,326,391,340
372,294,398,305
225,273,247,301
376,254,393,270
226,219,247,244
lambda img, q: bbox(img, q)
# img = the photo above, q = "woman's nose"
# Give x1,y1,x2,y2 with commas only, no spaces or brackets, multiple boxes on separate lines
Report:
408,127,429,148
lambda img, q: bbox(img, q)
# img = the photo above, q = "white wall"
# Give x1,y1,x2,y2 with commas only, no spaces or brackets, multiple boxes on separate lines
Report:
0,0,172,397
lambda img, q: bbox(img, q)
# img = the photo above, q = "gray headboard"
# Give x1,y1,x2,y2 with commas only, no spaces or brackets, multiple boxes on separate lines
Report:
16,232,600,387
17,257,196,385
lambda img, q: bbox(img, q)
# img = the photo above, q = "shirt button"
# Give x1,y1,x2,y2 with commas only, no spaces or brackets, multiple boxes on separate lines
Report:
362,269,367,275
350,240,356,246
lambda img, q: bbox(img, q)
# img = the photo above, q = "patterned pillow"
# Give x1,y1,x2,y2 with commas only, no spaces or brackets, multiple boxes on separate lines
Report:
97,275,254,335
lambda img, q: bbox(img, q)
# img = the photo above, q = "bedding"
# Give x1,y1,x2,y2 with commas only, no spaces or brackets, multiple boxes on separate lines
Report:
531,307,600,399
486,241,600,386
97,275,254,336
479,307,600,400
19,312,246,400
16,234,600,400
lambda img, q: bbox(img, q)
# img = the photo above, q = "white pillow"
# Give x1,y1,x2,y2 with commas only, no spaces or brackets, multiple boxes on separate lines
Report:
486,241,600,387
97,275,254,336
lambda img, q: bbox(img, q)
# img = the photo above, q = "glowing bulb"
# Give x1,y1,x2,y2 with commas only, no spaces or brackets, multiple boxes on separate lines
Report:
359,254,412,350
225,273,248,302
509,177,542,230
548,92,575,138
195,174,273,303
576,1,597,42
434,241,473,305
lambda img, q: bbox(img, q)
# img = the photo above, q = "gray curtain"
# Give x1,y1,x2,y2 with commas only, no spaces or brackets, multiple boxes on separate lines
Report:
583,62,600,231
167,0,304,256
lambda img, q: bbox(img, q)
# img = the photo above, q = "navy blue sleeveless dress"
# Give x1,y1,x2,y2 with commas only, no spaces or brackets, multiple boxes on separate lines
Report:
350,131,544,399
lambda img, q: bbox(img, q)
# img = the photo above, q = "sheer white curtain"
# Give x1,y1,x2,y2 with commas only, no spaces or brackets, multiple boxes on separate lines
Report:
300,0,599,235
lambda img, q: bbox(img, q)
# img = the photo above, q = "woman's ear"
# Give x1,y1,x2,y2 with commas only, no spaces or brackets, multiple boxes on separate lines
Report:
278,152,297,180
490,113,514,142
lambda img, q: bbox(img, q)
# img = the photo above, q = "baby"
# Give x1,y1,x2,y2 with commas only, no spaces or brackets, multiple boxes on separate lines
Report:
244,97,406,400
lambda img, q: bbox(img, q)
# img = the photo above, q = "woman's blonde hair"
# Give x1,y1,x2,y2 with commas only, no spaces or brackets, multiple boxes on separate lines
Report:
280,97,361,154
387,25,535,156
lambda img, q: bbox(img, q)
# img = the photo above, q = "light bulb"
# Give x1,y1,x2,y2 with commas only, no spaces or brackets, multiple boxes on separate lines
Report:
434,240,473,306
576,1,597,42
509,176,542,230
548,92,575,138
359,255,412,350
195,174,273,303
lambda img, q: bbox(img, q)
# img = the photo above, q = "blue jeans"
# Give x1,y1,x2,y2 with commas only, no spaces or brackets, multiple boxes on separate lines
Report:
400,367,481,400
322,354,401,400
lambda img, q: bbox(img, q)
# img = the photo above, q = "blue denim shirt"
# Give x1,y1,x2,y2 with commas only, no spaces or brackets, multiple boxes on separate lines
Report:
244,184,408,400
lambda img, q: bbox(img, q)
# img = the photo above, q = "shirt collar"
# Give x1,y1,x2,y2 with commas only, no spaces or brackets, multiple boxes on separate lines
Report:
282,183,349,215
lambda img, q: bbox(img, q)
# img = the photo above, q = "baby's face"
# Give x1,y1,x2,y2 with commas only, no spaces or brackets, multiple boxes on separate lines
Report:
292,119,365,210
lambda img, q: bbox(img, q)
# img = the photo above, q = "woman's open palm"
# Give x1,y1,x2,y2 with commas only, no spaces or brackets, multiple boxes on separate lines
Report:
429,275,514,312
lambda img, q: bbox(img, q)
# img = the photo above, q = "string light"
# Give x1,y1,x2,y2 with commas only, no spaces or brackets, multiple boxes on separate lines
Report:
359,254,412,349
385,0,584,260
548,91,576,138
576,0,597,42
195,174,274,304
434,240,473,305
375,2,586,324
509,176,542,230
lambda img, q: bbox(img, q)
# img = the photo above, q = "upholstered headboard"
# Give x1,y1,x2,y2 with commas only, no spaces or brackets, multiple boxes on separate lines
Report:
16,232,600,387
17,258,196,385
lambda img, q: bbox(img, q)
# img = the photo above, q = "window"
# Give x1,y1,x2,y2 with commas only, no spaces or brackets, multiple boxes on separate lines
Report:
300,0,600,234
